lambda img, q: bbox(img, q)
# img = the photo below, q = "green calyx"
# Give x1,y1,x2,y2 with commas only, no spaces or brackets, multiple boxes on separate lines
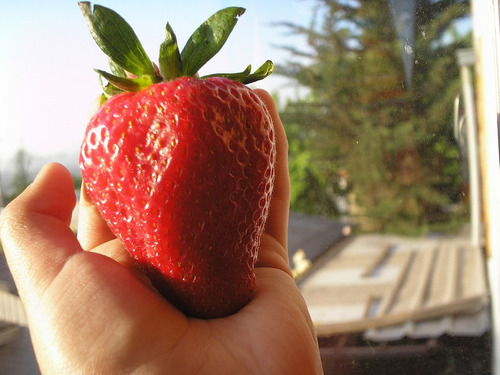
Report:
78,2,274,100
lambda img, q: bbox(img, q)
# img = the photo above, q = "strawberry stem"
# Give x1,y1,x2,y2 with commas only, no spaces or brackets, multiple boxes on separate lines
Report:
79,2,274,99
95,69,159,92
201,60,275,84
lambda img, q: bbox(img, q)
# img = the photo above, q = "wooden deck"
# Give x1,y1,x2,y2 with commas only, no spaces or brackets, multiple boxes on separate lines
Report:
300,233,490,337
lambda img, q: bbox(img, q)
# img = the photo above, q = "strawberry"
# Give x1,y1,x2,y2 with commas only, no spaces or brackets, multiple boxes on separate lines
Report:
78,3,276,318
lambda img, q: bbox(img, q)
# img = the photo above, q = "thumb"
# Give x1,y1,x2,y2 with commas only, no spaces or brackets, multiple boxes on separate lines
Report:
0,163,79,303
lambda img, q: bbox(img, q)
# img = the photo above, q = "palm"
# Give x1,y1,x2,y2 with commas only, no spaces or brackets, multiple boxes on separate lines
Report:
31,232,315,374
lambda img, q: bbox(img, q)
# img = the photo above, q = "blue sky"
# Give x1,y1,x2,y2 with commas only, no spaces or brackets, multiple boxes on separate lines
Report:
0,0,314,173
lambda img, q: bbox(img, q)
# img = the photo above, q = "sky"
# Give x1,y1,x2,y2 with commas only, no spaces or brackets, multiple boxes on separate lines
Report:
0,0,314,181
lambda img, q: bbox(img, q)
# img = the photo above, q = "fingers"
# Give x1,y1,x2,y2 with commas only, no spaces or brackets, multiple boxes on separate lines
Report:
0,163,80,301
77,183,117,250
255,89,290,248
254,89,292,274
78,174,141,282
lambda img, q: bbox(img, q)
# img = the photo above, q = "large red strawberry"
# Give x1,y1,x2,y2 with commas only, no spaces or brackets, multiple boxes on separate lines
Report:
79,3,276,318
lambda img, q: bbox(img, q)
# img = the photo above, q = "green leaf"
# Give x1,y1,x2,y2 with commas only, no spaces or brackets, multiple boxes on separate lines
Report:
201,64,252,81
99,93,108,106
95,69,157,92
201,60,274,84
181,7,245,76
98,77,125,98
79,2,157,77
240,60,275,84
108,59,127,77
159,22,183,81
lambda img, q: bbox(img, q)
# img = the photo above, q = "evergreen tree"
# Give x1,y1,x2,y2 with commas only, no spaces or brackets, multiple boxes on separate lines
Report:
277,0,471,233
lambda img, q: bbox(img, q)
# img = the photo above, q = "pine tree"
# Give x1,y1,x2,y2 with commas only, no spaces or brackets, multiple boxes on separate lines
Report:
277,0,471,233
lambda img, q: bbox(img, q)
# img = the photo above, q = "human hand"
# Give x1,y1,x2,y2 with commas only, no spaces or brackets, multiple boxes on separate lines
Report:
0,90,323,374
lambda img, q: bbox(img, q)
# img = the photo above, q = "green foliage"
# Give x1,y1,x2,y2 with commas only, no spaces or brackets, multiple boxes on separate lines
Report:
286,120,338,215
277,0,471,233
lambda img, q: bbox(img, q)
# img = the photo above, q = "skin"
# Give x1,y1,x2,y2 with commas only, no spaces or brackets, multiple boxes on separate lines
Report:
0,90,324,374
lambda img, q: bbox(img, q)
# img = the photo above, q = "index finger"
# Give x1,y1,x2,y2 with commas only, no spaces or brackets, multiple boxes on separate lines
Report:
255,89,290,249
253,90,292,274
